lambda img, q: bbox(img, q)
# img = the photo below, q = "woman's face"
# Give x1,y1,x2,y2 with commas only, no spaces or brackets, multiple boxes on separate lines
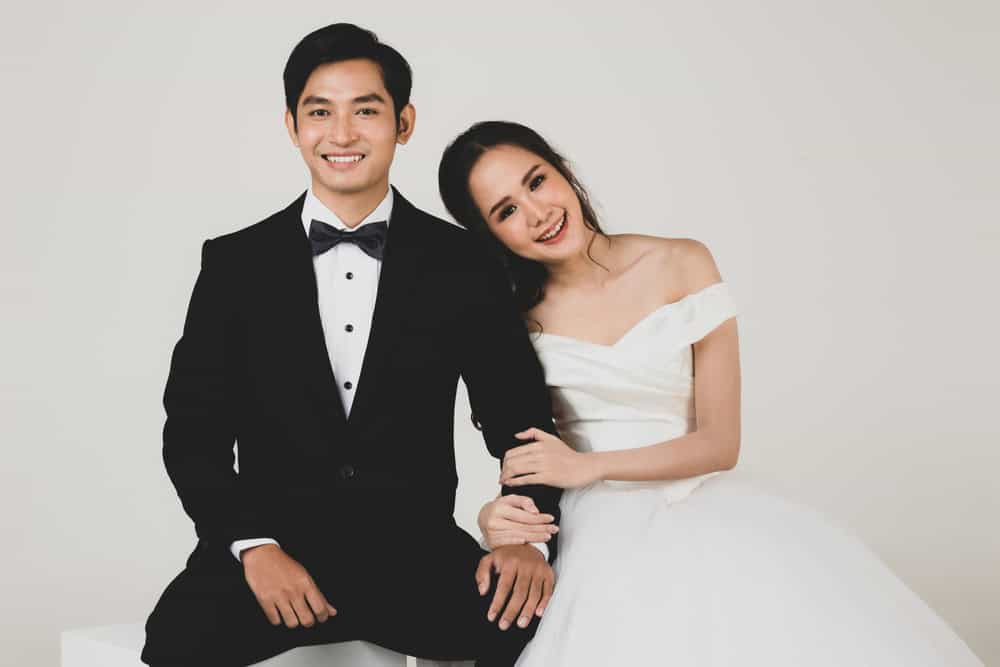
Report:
467,144,588,263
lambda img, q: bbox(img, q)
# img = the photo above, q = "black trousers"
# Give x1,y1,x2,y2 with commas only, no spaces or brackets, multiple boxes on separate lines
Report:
141,524,539,667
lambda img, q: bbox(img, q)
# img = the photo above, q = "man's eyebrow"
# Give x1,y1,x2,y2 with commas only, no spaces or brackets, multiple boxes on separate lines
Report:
488,164,543,217
299,93,387,106
300,95,330,106
353,93,387,105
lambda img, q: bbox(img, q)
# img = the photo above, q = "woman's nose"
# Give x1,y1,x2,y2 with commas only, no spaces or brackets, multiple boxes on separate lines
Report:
524,199,553,227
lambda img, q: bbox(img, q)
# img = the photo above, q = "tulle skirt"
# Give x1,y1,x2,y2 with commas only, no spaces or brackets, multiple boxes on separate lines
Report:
515,473,982,666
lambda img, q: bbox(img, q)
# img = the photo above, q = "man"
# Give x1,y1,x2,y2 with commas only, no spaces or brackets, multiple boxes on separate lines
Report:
141,23,561,667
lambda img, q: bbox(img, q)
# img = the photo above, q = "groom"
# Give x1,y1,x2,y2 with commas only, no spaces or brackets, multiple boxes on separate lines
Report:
141,23,562,667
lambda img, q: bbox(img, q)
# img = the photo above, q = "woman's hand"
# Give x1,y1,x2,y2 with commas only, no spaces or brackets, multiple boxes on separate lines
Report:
500,427,603,489
478,494,559,549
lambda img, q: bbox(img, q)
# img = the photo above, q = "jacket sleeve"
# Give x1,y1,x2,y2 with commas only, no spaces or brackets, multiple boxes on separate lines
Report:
460,255,563,562
162,238,270,547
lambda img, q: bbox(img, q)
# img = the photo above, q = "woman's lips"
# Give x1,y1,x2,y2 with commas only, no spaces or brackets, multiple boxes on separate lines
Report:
537,212,568,245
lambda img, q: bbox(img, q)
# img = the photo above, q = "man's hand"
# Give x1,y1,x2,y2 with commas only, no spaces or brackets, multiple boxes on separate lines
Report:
241,544,337,628
475,544,555,631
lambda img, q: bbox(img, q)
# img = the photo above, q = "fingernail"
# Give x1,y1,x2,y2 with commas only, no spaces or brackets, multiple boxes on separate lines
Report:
478,584,486,594
488,613,495,622
518,617,528,627
499,620,509,630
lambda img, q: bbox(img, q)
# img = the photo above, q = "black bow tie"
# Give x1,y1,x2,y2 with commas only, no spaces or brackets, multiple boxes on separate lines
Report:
309,219,388,260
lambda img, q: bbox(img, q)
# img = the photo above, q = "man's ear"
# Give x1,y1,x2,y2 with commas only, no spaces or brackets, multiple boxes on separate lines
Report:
284,109,299,147
396,103,416,145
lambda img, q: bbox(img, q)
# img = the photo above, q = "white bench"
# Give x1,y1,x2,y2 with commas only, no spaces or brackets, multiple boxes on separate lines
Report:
61,624,472,667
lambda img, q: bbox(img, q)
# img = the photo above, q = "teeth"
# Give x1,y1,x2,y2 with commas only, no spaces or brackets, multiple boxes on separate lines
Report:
538,215,566,241
325,155,364,163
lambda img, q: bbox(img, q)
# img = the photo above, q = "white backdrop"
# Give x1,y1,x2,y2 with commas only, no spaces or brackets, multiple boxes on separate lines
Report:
1,1,997,664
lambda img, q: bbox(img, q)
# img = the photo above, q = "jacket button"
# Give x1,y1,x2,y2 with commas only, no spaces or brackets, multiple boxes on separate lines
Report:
338,464,356,480
345,272,354,280
344,381,353,390
345,324,354,332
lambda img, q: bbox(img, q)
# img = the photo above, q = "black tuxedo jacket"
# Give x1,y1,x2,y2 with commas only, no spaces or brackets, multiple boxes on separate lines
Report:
162,189,561,563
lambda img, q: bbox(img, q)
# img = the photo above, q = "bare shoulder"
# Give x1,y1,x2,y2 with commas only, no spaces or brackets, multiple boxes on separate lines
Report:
612,235,722,296
672,238,723,292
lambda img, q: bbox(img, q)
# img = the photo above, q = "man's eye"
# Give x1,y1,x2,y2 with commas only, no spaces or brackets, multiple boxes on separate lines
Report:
498,205,516,221
357,108,378,116
529,174,545,191
309,109,329,117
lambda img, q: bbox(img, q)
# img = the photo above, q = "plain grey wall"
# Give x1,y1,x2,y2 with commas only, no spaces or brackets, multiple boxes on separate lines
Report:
2,1,997,664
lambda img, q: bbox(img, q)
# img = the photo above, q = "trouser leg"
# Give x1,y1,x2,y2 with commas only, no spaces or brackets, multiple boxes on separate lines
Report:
141,558,357,666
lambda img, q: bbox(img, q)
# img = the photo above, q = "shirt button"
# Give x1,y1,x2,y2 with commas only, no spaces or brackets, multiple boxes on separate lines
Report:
345,272,354,280
338,464,356,480
345,324,354,332
344,381,353,390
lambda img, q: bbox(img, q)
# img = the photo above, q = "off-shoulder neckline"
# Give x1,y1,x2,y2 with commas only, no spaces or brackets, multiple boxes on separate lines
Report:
532,281,728,349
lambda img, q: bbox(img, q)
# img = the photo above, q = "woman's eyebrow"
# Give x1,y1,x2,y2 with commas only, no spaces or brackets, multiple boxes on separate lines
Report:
488,164,542,217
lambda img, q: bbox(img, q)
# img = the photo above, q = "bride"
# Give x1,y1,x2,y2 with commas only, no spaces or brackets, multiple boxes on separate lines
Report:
437,121,983,665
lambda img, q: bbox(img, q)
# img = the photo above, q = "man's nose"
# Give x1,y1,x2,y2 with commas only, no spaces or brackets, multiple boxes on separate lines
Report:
326,115,358,145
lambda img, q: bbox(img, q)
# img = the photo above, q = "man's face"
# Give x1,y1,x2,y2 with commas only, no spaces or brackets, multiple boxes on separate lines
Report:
285,59,414,201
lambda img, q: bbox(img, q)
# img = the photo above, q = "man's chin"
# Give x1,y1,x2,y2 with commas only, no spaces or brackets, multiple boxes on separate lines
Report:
314,177,379,198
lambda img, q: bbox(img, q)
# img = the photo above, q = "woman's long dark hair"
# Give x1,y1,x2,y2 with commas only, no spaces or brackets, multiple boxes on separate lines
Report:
438,121,608,315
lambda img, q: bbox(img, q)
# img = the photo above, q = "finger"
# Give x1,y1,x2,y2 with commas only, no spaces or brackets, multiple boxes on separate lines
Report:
257,597,282,626
499,569,531,631
476,554,495,595
518,574,544,628
291,595,317,628
495,524,555,542
506,473,544,487
501,456,540,480
500,506,555,525
304,587,333,623
276,599,299,628
515,427,549,440
504,443,539,460
489,533,528,548
494,529,551,545
497,494,536,511
488,566,515,622
537,574,554,617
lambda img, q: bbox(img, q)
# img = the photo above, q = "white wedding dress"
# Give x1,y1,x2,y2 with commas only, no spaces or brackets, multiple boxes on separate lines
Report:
514,281,982,666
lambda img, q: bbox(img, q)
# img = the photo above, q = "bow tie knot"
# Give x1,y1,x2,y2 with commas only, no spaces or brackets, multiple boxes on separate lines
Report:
309,219,388,260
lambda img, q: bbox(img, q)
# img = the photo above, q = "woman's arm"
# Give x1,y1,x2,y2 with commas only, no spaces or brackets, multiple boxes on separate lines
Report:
502,239,741,487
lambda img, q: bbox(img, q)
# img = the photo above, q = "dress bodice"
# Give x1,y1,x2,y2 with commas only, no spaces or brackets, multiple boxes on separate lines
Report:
530,281,738,501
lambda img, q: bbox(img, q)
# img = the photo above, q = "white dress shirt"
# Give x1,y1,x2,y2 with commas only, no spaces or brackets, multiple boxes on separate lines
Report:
230,186,547,562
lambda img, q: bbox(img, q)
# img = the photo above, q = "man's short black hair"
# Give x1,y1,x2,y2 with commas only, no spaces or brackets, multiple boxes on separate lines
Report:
283,23,412,127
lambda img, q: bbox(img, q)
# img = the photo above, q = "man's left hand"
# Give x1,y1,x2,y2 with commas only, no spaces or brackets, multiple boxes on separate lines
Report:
475,544,554,630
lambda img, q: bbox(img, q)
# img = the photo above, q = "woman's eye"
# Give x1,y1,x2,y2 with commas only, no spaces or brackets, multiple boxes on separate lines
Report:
498,205,516,221
529,174,545,191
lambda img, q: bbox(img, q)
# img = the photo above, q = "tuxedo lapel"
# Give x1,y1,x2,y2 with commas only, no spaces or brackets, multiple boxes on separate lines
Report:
274,192,349,427
348,188,431,426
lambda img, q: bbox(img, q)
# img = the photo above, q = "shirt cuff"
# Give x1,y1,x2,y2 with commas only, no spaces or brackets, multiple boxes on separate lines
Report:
230,538,279,562
529,541,549,561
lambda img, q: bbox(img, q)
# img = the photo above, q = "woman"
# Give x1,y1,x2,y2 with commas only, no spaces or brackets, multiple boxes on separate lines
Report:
437,121,983,665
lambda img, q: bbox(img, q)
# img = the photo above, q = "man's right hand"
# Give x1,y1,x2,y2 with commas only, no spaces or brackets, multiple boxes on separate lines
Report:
241,544,337,628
